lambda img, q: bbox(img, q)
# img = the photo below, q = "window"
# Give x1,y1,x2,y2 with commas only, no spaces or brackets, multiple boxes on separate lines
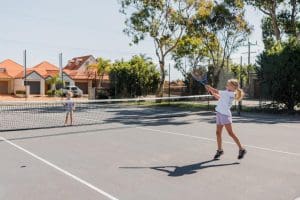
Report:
0,68,6,73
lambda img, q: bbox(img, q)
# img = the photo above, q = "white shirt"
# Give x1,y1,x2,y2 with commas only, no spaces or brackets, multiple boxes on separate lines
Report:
215,90,235,116
65,99,74,111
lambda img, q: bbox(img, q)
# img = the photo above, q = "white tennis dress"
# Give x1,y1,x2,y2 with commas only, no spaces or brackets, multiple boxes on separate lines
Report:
215,90,235,125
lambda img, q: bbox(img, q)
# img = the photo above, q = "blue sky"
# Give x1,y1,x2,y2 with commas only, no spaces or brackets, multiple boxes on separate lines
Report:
0,0,264,80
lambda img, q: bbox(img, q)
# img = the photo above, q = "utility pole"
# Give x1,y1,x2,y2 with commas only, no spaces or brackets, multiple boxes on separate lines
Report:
242,40,258,85
23,50,27,85
23,50,28,99
59,53,63,87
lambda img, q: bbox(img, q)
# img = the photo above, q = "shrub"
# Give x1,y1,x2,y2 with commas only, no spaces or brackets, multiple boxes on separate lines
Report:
257,39,300,111
109,55,160,98
46,90,55,97
16,90,26,95
96,89,109,99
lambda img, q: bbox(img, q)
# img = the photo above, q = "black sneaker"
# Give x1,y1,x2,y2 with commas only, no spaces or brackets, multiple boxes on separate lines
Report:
213,150,224,160
238,149,247,159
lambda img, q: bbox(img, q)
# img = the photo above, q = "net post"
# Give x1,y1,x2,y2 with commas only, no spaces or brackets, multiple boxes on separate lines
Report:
168,63,171,104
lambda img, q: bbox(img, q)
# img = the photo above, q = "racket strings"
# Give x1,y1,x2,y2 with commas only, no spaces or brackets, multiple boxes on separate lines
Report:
191,69,208,85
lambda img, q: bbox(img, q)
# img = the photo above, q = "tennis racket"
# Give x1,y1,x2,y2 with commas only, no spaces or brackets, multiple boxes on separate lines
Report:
191,69,208,86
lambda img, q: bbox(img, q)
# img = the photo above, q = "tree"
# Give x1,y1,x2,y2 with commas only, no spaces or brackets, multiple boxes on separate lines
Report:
46,75,62,91
257,39,300,111
119,0,195,96
88,57,111,89
46,75,63,96
172,35,209,79
245,0,282,40
173,0,251,87
245,0,300,47
230,63,254,85
110,55,160,98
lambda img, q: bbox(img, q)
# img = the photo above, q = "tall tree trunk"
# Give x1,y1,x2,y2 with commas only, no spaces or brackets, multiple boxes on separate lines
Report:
290,0,297,36
271,17,281,41
156,60,165,97
99,73,104,89
213,67,222,88
270,3,281,41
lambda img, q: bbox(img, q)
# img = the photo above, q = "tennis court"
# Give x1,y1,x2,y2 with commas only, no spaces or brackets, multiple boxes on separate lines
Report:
0,96,300,200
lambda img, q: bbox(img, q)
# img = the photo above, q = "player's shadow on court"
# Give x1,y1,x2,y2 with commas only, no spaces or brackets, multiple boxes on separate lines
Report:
120,160,239,177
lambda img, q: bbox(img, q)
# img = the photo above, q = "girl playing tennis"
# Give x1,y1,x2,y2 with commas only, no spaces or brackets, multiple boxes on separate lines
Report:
205,79,247,160
64,91,75,126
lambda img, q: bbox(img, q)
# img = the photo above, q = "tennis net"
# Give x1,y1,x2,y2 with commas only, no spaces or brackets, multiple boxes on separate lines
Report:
0,95,213,132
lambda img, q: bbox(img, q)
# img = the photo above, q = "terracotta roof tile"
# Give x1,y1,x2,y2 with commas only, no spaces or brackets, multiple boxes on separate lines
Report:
0,71,12,79
63,69,109,80
0,59,24,78
14,61,60,79
33,61,59,71
64,55,92,70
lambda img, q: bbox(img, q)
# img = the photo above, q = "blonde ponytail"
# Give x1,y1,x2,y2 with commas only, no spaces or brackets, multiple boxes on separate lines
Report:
227,79,245,101
235,88,244,101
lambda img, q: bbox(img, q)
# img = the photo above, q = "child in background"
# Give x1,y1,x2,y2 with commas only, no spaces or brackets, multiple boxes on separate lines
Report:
205,79,247,160
64,91,75,126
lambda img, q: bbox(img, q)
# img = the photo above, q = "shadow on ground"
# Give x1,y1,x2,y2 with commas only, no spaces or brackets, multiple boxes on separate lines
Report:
0,125,131,142
188,112,300,125
120,159,240,177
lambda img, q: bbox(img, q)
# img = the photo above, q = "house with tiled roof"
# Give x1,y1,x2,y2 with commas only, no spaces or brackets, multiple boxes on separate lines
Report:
0,59,24,94
63,55,109,94
14,61,62,95
0,55,110,96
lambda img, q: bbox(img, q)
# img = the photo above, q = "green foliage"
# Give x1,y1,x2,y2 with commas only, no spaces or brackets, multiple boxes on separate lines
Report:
119,0,197,96
261,16,276,50
173,35,208,77
109,55,160,98
172,0,250,87
88,57,111,88
257,39,300,111
230,64,254,85
246,0,300,48
96,89,109,99
46,75,62,90
16,90,26,95
46,89,63,97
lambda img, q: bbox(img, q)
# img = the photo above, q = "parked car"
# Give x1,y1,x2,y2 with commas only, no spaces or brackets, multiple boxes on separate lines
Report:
62,86,83,97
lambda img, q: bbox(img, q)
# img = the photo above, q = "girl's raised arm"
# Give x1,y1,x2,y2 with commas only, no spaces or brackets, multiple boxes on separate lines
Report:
205,85,219,94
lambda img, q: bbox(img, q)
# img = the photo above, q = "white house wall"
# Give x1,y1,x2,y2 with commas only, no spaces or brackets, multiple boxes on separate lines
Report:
14,79,25,93
62,73,74,85
26,72,43,80
40,79,45,95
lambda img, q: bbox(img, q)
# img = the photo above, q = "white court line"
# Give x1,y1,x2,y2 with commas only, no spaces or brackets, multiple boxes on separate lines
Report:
0,136,119,200
137,127,300,157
